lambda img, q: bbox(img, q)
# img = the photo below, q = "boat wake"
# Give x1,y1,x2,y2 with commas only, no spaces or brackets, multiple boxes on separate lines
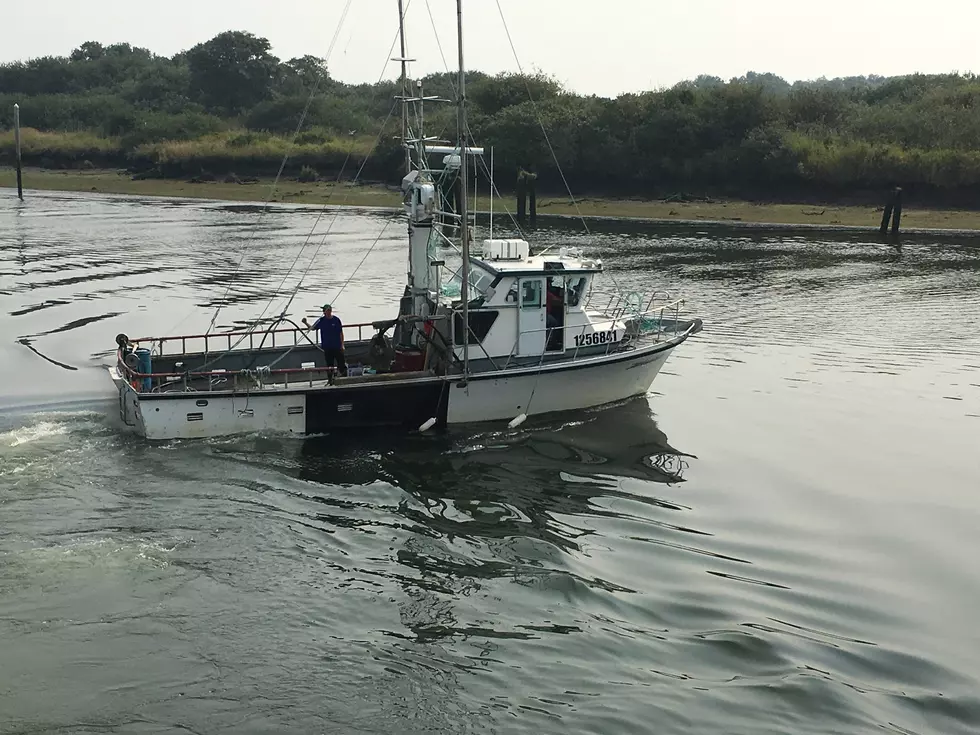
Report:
0,409,112,448
1,420,70,447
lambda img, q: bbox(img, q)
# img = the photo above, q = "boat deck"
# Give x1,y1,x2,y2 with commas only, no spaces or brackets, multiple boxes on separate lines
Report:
115,311,698,397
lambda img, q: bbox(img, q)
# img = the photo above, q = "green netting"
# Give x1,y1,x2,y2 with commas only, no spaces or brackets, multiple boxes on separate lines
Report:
637,317,662,333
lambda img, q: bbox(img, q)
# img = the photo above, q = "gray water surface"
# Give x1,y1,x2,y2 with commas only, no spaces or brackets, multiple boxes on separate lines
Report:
1,190,979,734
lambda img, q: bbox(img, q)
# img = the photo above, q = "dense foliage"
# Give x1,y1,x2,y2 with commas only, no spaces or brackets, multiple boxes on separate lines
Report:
3,32,980,202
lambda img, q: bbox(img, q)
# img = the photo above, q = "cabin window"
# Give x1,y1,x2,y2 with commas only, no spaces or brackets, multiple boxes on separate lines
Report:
521,281,542,309
449,264,495,299
453,310,499,345
567,276,589,307
467,266,495,295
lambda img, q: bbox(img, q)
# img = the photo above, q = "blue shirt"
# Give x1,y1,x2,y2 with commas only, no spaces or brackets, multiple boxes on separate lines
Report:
313,315,343,350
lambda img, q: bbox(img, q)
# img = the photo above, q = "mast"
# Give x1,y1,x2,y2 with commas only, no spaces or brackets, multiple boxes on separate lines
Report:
397,0,411,175
456,0,470,380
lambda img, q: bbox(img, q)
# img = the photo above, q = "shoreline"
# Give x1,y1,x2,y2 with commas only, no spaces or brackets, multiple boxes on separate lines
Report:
4,167,980,232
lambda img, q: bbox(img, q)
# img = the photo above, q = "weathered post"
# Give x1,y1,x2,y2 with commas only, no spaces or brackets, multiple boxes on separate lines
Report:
14,103,24,200
452,176,465,220
516,170,527,223
890,187,902,239
528,172,537,225
879,188,895,235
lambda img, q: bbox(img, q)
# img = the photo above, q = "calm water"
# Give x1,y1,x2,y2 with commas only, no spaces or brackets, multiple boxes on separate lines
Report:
2,190,979,735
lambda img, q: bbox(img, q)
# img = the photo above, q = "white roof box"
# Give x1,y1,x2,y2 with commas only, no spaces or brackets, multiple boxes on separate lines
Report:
482,238,529,261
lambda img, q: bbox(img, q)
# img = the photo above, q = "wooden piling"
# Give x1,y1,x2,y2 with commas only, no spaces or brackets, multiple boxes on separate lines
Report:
516,170,527,222
14,103,23,200
528,173,537,225
890,187,902,238
879,189,894,235
449,176,460,216
879,186,902,239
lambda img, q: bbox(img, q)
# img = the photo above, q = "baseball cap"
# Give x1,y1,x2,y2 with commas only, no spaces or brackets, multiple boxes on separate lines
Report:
321,303,332,310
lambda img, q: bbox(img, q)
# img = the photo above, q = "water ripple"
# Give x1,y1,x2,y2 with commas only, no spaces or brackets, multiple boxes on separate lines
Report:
1,192,979,734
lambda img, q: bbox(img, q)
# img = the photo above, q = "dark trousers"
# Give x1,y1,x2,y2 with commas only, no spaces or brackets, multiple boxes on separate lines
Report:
323,347,347,375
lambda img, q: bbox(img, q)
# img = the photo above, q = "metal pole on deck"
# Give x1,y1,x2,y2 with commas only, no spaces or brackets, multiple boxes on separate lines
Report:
397,0,411,177
489,146,494,241
456,0,470,383
14,103,24,200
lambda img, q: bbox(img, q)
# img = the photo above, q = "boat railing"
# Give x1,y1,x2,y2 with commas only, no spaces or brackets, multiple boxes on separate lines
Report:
118,316,449,393
118,361,356,395
131,321,381,358
587,289,675,322
500,297,687,370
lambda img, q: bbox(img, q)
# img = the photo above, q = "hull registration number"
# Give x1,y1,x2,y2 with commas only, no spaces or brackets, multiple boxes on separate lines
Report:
574,329,619,348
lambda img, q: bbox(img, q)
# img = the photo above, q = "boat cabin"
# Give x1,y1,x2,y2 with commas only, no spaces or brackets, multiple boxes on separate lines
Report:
444,238,627,367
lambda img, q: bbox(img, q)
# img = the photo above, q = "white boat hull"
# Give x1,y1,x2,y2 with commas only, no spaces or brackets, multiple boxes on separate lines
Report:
108,332,689,441
445,347,670,425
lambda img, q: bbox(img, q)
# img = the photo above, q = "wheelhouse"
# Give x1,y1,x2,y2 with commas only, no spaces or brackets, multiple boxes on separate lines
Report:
440,238,626,367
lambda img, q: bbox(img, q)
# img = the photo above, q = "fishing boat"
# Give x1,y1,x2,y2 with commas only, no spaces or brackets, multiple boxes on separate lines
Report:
107,0,702,441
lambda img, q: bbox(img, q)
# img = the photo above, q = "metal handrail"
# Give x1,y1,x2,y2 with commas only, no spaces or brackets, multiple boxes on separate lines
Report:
130,321,383,358
118,300,686,391
131,313,449,358
585,289,674,322
118,358,385,393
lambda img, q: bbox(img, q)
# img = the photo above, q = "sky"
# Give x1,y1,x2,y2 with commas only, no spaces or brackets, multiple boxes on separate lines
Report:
4,0,979,97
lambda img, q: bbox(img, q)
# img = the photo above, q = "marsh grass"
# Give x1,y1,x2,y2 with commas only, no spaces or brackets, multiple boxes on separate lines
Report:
0,127,393,179
6,166,980,231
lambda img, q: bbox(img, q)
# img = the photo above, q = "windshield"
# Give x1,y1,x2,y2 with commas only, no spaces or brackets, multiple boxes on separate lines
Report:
443,263,494,298
468,266,494,293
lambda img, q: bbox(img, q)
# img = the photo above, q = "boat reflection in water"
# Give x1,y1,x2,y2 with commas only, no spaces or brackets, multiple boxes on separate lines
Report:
282,396,697,654
289,395,693,542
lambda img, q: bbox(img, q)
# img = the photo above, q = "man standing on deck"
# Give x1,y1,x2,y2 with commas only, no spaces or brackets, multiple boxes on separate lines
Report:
303,304,347,378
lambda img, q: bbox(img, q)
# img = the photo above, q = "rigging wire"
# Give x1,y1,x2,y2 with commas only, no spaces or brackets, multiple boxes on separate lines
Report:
191,99,400,374
275,107,400,320
262,214,399,370
263,2,414,322
243,135,361,329
187,6,414,373
492,0,591,237
422,0,526,239
490,0,634,296
163,0,356,341
222,4,410,338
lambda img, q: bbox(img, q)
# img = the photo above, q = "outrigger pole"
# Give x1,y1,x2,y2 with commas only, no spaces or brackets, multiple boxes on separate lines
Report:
397,0,411,176
456,0,470,383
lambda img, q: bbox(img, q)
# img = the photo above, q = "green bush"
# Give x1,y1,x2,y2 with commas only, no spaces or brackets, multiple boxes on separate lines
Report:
6,33,980,200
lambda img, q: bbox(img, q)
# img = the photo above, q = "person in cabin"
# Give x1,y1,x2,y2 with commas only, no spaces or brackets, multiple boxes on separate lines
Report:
546,281,564,349
303,304,347,377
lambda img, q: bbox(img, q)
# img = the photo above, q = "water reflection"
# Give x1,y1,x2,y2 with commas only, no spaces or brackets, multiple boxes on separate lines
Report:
293,396,689,491
280,398,693,651
278,397,691,557
6,193,980,734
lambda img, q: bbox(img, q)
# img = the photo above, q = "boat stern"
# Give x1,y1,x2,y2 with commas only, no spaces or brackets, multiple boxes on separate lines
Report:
107,365,146,436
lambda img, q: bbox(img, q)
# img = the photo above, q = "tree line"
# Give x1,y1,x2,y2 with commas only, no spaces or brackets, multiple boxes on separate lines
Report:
2,31,980,204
